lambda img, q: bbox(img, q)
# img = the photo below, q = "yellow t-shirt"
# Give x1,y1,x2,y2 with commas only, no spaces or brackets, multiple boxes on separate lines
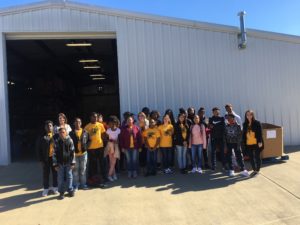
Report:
246,130,257,145
75,128,83,156
48,133,54,157
180,124,187,140
130,134,134,148
84,122,106,150
143,128,160,148
158,124,173,148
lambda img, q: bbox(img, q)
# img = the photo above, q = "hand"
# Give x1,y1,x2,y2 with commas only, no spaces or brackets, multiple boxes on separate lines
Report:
54,166,59,171
121,148,125,153
139,148,142,152
71,165,75,170
183,141,187,147
258,142,263,148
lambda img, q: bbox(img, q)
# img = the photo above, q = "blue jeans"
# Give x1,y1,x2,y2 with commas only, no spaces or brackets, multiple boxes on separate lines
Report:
176,145,187,169
191,144,203,168
147,149,157,173
125,149,138,172
57,164,73,194
211,138,225,169
160,147,172,169
73,153,87,188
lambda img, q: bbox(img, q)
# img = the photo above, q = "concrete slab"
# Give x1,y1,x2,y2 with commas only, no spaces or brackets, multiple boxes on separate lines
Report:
0,152,300,225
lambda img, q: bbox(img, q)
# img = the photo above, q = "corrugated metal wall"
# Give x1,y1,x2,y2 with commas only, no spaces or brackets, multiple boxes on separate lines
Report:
0,3,299,163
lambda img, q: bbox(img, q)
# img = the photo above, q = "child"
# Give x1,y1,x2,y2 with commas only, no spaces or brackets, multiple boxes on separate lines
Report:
105,116,121,182
158,114,174,174
53,127,76,200
36,120,58,197
189,115,207,174
224,114,249,177
69,118,89,190
143,119,161,176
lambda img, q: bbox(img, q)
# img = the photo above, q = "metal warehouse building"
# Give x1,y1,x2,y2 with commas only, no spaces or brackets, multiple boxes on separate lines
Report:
0,0,300,165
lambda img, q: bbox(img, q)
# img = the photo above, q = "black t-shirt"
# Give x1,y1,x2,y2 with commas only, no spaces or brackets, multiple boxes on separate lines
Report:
209,116,225,139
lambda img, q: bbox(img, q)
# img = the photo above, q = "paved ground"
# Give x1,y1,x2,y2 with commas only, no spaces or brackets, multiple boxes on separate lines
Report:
0,149,299,225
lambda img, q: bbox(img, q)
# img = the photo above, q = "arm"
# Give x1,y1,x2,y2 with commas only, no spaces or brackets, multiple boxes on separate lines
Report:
70,139,76,166
202,124,207,149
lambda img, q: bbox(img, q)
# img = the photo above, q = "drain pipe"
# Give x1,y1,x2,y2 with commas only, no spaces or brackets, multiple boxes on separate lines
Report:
238,11,247,49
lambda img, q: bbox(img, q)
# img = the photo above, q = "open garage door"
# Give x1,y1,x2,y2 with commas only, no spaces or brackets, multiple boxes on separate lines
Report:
6,37,120,161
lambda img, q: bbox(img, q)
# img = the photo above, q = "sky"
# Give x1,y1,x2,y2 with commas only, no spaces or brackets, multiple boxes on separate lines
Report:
0,0,299,36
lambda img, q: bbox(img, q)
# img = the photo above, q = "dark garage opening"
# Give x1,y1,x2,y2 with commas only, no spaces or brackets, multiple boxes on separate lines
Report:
6,38,120,161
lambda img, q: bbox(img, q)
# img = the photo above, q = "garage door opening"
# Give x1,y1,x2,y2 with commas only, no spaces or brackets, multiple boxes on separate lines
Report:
6,38,120,161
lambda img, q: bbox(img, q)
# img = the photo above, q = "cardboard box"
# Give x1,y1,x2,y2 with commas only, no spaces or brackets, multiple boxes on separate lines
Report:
261,123,284,159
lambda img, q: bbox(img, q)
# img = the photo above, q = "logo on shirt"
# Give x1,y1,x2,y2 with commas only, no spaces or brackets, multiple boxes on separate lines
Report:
212,121,221,125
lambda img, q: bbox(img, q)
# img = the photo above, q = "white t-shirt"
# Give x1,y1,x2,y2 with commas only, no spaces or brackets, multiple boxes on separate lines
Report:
106,128,121,141
54,124,72,135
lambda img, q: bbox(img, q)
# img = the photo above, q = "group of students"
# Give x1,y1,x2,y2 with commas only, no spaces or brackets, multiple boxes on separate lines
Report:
36,104,264,200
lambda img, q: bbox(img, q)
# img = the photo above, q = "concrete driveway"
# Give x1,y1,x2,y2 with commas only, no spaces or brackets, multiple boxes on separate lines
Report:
0,150,299,225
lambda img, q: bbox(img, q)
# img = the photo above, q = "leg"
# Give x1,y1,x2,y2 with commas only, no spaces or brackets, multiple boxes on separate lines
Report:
234,145,245,171
182,146,187,169
167,147,172,169
211,139,217,169
49,157,58,188
218,138,226,167
57,165,65,194
87,150,97,179
66,165,74,193
79,154,88,187
197,145,203,169
160,148,168,170
247,146,256,171
191,145,197,169
132,149,139,172
98,148,106,182
202,148,209,167
125,149,133,172
108,153,116,177
226,143,234,171
255,148,262,172
176,145,183,169
42,161,50,189
146,149,151,173
152,151,158,173
73,157,80,188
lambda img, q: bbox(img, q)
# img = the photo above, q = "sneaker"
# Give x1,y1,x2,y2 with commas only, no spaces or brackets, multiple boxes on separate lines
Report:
73,187,78,192
197,168,203,174
191,167,197,173
229,170,235,177
164,169,169,174
52,187,58,194
81,185,89,190
168,168,174,174
58,193,64,200
68,190,75,197
241,170,249,177
113,174,118,181
108,176,114,182
42,189,49,197
99,183,107,189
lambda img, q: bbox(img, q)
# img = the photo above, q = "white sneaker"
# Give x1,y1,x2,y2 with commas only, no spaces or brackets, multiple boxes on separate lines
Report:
197,168,203,174
108,176,114,182
52,187,58,194
241,170,249,177
229,170,235,177
191,167,197,173
113,174,118,181
42,189,49,197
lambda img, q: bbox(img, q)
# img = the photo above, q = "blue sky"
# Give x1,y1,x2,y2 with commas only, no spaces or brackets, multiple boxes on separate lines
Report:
1,0,299,36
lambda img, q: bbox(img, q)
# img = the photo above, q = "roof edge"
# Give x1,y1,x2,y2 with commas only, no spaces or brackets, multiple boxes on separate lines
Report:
0,0,299,44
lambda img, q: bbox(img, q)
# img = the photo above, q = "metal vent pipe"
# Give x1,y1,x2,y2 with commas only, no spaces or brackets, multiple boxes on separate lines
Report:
238,11,247,49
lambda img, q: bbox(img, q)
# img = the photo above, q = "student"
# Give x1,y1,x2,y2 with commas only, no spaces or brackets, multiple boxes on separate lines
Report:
209,107,226,171
120,116,143,178
36,120,58,197
224,114,249,177
137,112,149,171
143,119,161,176
142,107,151,120
189,115,207,173
54,113,72,134
84,112,107,187
150,110,162,126
98,113,108,130
69,118,89,190
158,114,174,174
53,128,76,200
224,104,242,127
105,116,121,182
198,107,210,169
187,107,196,127
242,110,264,176
174,113,190,174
